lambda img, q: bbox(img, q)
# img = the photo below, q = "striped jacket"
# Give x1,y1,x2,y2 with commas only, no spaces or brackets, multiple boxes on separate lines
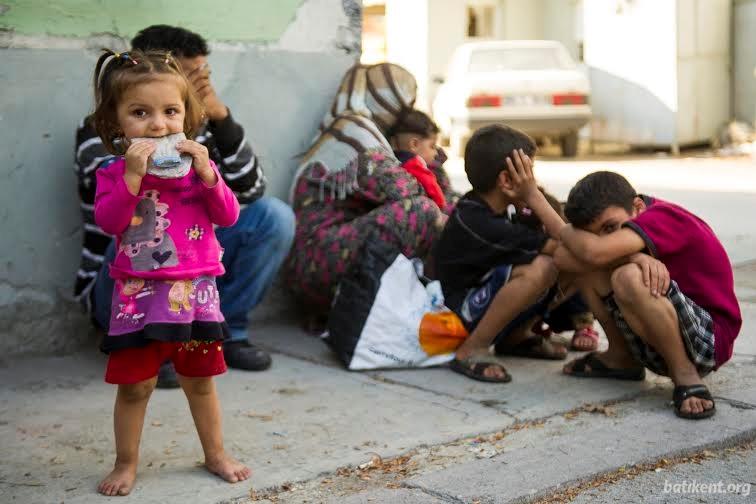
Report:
73,111,266,309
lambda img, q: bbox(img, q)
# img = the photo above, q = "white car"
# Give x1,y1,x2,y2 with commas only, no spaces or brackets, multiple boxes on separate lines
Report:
432,40,591,157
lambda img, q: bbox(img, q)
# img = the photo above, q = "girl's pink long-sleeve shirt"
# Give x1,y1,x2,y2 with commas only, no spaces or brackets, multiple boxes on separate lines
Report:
95,158,240,280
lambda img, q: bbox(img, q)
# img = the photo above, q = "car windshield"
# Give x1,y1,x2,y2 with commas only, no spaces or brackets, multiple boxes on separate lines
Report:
467,47,567,72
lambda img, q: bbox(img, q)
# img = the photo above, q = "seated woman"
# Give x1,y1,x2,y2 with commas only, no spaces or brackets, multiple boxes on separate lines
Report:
286,63,457,326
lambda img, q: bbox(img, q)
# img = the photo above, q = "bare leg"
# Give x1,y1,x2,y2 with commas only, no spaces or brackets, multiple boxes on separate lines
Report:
563,269,640,373
610,264,713,415
179,376,251,483
98,378,156,496
456,255,558,379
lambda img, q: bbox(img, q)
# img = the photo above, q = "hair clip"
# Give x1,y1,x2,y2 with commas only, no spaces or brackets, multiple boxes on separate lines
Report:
116,52,138,65
165,51,171,64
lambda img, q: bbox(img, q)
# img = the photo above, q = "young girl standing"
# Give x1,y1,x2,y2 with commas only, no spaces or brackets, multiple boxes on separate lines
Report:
91,49,250,496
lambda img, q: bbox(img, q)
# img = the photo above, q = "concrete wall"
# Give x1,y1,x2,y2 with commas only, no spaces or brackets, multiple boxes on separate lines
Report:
584,0,731,147
733,0,756,124
541,0,583,62
0,0,361,356
385,0,430,109
426,0,468,112
675,0,731,144
583,0,679,145
0,0,308,42
496,0,545,40
384,0,468,112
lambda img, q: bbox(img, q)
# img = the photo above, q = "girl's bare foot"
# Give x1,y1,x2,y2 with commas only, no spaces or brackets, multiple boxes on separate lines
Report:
205,453,251,483
98,462,137,496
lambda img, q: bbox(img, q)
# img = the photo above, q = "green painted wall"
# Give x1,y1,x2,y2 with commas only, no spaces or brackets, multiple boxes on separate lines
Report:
0,0,306,42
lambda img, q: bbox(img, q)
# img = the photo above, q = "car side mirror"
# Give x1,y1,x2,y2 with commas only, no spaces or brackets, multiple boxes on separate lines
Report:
432,76,445,84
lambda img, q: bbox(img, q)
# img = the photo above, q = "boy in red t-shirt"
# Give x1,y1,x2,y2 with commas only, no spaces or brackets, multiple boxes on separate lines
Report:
555,171,742,420
390,110,447,210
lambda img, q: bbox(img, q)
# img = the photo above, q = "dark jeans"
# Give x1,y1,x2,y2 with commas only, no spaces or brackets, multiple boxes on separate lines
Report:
93,197,296,341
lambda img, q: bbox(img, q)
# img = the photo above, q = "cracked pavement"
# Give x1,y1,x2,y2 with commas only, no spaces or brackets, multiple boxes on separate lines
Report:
1,274,754,503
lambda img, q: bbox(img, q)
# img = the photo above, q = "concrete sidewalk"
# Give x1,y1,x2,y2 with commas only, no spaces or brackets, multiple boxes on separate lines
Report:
1,266,755,504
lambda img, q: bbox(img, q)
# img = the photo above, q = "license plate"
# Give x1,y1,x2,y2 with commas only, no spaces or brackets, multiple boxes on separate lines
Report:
504,94,549,105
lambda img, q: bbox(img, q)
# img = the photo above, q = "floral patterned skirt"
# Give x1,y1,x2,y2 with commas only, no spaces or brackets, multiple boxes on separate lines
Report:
286,195,444,312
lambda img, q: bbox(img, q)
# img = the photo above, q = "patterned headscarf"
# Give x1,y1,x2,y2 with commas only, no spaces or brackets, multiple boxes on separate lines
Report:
289,63,418,202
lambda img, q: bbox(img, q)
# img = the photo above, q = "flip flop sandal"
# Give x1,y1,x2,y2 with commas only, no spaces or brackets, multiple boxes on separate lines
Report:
673,384,716,420
570,326,600,352
565,352,646,381
449,354,512,383
499,335,568,360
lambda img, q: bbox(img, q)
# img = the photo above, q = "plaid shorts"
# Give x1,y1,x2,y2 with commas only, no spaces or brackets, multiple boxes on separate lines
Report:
604,280,715,377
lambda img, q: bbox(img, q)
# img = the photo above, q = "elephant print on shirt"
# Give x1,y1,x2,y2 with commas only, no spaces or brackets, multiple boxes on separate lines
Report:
167,280,194,313
119,190,179,271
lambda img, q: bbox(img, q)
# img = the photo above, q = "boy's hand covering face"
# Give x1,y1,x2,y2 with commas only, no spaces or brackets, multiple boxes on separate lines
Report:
184,62,227,122
502,149,539,203
502,149,568,240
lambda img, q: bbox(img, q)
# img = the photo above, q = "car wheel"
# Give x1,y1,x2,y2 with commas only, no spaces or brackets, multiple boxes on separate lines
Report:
560,132,579,157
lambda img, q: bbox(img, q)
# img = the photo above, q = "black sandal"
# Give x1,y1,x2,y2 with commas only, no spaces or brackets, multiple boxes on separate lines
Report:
450,355,512,383
564,352,646,381
673,384,716,420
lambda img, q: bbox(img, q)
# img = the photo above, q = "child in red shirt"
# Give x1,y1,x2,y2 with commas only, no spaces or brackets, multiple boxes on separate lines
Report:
390,110,446,209
556,171,742,420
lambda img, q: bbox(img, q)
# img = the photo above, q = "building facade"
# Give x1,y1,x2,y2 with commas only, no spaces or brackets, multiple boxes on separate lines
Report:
0,0,361,355
363,0,753,148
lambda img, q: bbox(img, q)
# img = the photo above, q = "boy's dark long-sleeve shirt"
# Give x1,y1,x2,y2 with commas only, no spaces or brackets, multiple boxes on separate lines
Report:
435,192,548,310
73,112,265,307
